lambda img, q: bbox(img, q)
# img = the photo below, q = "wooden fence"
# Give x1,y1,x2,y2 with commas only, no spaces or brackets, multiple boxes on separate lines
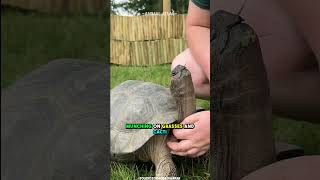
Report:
1,0,106,14
111,14,188,65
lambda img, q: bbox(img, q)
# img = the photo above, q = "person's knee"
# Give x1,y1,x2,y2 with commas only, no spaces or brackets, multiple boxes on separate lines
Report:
193,76,209,89
171,58,182,71
192,75,210,99
171,49,208,89
171,49,189,71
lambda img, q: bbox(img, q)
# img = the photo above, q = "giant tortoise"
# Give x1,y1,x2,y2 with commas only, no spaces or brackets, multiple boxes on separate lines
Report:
110,65,197,177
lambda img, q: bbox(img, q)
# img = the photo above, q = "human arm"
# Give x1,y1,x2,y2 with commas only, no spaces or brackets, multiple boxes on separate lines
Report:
186,0,210,80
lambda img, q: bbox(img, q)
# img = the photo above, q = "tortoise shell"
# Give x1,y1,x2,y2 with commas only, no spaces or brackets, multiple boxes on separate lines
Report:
111,80,178,155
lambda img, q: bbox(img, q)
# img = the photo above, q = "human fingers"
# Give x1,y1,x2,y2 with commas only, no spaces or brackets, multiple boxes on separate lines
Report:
167,139,193,153
172,128,194,140
190,150,208,158
186,147,201,157
180,112,201,125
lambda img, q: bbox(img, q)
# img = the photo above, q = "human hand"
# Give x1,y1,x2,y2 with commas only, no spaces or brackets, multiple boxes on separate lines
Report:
167,111,210,158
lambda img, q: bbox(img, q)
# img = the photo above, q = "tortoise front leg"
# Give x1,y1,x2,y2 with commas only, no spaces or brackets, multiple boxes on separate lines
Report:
136,135,177,177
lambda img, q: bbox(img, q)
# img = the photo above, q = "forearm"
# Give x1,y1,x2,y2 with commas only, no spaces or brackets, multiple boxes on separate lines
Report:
187,26,210,81
186,1,210,81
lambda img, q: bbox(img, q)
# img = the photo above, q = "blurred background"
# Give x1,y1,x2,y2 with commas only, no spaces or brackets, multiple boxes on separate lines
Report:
112,0,189,15
1,0,109,88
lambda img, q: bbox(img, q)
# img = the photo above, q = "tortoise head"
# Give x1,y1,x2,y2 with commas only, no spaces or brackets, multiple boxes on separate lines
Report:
170,65,194,98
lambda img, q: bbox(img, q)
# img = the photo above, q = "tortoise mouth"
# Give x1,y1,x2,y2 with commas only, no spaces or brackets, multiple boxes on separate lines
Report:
171,70,178,76
171,65,187,77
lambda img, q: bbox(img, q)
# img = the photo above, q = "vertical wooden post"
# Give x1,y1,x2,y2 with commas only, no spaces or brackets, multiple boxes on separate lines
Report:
163,0,171,13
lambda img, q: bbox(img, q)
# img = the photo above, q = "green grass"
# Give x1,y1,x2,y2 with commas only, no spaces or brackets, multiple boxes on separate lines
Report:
1,7,108,88
274,117,320,155
111,156,211,180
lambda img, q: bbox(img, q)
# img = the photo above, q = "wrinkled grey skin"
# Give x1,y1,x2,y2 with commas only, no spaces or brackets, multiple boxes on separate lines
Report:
170,65,196,123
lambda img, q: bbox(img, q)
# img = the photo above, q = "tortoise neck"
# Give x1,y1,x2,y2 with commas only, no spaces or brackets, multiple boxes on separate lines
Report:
176,95,196,123
170,65,196,123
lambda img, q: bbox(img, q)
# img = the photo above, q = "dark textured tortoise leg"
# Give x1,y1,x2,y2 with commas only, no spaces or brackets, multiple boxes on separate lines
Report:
135,135,177,177
212,10,276,180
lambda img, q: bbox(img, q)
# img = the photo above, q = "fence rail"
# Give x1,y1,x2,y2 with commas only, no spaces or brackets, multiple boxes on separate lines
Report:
111,39,187,65
111,14,188,65
111,14,186,41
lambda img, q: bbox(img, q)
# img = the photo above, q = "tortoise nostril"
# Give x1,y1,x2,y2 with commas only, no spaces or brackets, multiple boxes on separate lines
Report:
171,71,177,76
